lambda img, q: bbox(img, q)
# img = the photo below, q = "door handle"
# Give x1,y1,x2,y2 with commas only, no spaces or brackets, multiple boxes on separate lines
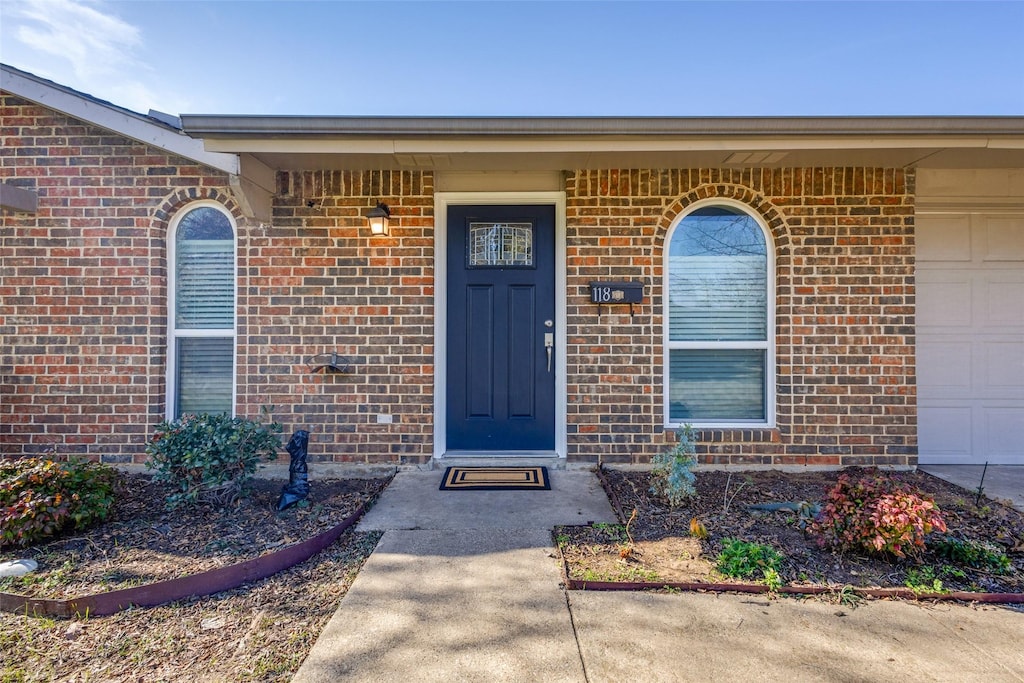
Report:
544,332,554,372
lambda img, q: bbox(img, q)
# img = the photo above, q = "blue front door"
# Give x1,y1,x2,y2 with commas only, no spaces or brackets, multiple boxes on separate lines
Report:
446,204,556,451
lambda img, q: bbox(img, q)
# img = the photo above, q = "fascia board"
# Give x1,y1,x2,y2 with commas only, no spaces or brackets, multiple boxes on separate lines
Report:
198,135,1001,156
179,115,1024,138
2,65,239,175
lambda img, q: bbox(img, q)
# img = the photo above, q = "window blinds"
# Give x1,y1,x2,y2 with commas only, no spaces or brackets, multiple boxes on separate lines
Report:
176,337,233,416
668,349,766,421
668,255,766,341
175,239,234,329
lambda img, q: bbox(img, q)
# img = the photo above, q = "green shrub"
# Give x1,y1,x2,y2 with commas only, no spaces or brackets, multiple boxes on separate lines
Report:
145,411,283,509
928,535,1012,574
1,458,120,548
716,537,783,582
650,424,698,506
811,471,947,559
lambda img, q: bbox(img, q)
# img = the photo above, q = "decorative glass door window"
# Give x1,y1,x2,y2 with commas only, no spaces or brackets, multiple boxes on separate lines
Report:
468,222,534,267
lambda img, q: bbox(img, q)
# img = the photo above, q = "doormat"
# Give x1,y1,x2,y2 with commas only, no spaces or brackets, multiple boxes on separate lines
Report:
439,466,551,491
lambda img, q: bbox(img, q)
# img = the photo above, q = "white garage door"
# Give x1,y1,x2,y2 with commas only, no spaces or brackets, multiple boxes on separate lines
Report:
917,213,1024,465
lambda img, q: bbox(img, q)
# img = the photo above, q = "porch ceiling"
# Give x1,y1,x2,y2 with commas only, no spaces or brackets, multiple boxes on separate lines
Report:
180,116,1024,172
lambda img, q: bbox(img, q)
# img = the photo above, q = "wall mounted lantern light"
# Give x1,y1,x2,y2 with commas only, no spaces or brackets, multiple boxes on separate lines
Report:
366,202,390,236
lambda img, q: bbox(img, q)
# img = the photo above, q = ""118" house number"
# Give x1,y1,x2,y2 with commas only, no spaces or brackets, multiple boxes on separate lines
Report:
589,281,643,304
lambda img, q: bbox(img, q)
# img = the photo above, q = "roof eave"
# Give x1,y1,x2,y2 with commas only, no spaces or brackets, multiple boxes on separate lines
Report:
1,64,239,175
178,114,1024,139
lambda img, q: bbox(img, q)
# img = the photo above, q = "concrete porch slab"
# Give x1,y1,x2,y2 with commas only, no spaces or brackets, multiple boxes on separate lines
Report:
357,468,618,532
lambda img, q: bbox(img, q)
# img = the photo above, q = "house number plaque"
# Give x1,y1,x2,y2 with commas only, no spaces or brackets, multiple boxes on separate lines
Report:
589,281,644,319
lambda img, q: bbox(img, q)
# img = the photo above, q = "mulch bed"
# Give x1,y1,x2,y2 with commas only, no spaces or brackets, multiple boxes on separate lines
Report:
1,473,388,600
557,467,1024,597
1,472,390,682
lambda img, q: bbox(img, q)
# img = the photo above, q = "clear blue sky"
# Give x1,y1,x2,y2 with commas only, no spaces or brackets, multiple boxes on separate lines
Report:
2,0,1022,117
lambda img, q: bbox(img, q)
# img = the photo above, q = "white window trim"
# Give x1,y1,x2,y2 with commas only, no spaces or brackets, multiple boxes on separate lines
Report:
166,200,238,418
663,197,776,429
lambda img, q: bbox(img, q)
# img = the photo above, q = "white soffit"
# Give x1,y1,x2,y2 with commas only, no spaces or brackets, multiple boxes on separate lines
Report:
186,124,1024,172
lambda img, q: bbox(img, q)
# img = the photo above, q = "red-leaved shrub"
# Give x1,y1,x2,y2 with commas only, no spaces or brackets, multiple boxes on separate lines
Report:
1,458,120,547
811,471,947,559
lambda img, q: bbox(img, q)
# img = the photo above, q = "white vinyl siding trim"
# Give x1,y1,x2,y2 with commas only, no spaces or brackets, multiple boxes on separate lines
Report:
664,199,775,428
167,202,237,418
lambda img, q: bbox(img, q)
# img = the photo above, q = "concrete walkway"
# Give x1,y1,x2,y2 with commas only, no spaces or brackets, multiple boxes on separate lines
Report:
920,465,1024,511
292,468,1024,682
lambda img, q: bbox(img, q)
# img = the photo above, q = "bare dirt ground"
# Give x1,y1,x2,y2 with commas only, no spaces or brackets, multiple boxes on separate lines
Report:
1,473,389,682
558,468,1024,596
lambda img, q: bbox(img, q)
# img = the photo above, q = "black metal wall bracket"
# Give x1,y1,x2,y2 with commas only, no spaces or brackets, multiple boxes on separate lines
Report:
306,352,352,374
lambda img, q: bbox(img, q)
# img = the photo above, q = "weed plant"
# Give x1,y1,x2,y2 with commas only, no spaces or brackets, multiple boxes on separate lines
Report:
715,538,784,584
904,566,950,594
927,535,1012,574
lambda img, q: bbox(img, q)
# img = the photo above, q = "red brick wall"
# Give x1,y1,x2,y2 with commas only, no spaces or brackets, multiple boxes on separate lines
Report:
1,96,437,465
0,94,238,462
247,171,435,464
2,94,917,468
565,168,916,466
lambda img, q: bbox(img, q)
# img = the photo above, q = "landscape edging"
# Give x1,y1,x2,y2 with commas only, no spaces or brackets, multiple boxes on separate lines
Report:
1,502,369,618
563,574,1024,603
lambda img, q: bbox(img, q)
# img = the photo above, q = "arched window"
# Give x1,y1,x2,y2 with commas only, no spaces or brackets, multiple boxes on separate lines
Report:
168,203,236,417
665,203,773,426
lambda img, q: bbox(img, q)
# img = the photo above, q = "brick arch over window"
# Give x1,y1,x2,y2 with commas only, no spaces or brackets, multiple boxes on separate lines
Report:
655,184,792,251
154,188,243,228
